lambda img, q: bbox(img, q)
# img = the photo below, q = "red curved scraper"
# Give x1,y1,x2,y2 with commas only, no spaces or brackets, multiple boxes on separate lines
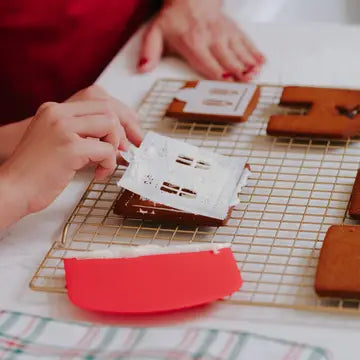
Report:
64,247,241,314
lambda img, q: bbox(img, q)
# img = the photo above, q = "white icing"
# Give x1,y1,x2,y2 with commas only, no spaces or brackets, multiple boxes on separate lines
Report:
175,80,257,116
120,144,137,163
66,243,231,260
118,132,249,220
230,168,252,206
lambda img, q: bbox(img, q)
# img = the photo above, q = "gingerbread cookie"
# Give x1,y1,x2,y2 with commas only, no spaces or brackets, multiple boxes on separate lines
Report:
349,169,360,219
267,86,360,138
315,225,360,298
166,80,260,123
113,190,232,227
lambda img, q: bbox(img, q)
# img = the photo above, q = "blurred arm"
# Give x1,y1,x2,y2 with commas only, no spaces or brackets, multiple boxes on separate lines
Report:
0,118,32,162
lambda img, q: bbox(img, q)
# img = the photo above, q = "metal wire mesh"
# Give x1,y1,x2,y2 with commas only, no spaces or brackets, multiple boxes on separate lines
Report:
30,80,360,313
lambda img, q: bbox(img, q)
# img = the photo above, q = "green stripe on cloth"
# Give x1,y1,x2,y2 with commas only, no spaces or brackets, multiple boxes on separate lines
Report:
129,328,146,351
0,310,331,360
193,329,218,359
227,333,248,360
6,316,50,360
83,327,118,360
308,348,331,360
0,312,20,334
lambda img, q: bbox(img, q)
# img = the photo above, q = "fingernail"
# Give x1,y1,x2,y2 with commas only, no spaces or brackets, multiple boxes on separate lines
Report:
243,64,255,75
222,72,233,79
138,57,148,68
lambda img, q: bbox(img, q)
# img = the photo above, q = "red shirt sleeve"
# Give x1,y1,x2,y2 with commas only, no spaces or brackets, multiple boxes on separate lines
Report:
0,0,160,124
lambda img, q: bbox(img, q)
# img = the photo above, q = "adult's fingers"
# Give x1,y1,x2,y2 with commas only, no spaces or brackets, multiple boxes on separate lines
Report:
230,38,257,67
138,23,164,73
178,43,228,80
210,39,249,81
228,39,259,80
238,32,265,65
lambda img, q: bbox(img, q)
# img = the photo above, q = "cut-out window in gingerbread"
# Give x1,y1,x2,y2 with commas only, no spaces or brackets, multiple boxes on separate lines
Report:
267,86,360,139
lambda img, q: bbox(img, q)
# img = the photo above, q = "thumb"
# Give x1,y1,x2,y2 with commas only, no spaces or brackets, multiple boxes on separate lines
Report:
137,23,163,73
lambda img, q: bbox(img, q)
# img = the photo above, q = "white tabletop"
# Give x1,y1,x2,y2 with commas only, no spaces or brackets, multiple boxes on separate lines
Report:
2,21,360,359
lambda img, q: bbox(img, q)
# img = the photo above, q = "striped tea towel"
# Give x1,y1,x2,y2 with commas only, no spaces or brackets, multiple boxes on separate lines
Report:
0,310,331,360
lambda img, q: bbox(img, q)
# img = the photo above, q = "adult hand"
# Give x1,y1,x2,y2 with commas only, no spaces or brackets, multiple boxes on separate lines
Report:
138,0,265,81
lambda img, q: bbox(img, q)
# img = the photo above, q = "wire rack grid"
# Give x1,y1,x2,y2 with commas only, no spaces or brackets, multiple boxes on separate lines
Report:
30,79,360,313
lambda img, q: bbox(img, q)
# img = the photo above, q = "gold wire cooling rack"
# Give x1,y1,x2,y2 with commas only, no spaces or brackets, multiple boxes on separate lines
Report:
30,80,360,314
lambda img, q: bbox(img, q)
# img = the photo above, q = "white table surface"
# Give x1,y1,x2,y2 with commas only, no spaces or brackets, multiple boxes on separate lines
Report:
2,21,360,359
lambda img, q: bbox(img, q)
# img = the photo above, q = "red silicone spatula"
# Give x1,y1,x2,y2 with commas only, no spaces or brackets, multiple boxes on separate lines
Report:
64,244,241,314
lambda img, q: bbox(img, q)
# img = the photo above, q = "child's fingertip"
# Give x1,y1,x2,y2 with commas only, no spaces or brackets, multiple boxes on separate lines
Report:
118,139,130,152
94,166,109,180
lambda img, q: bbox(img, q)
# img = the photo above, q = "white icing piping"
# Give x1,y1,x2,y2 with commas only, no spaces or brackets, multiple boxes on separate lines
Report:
66,243,231,260
117,132,248,220
119,144,137,163
230,167,252,206
175,81,257,116
175,88,197,103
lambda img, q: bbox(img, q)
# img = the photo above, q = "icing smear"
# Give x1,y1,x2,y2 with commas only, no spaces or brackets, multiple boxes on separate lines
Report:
66,243,231,260
230,167,252,206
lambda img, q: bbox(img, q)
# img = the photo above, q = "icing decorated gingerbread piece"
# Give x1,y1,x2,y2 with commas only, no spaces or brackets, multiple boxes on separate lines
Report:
166,80,260,123
114,190,233,227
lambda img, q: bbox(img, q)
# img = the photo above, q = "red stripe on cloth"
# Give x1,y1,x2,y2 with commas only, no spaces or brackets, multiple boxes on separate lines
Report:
0,336,96,358
58,327,101,360
0,316,37,358
218,333,236,358
283,345,303,360
107,349,196,360
20,318,37,338
165,329,203,360
121,328,137,349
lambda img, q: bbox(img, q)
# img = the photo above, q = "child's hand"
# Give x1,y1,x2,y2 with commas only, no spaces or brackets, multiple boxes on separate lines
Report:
0,85,143,162
0,97,138,220
66,85,143,148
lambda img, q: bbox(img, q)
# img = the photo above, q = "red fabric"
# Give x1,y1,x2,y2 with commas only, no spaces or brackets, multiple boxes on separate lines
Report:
0,0,159,124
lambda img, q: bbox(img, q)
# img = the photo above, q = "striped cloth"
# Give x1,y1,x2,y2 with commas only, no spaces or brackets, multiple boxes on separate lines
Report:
0,310,330,360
